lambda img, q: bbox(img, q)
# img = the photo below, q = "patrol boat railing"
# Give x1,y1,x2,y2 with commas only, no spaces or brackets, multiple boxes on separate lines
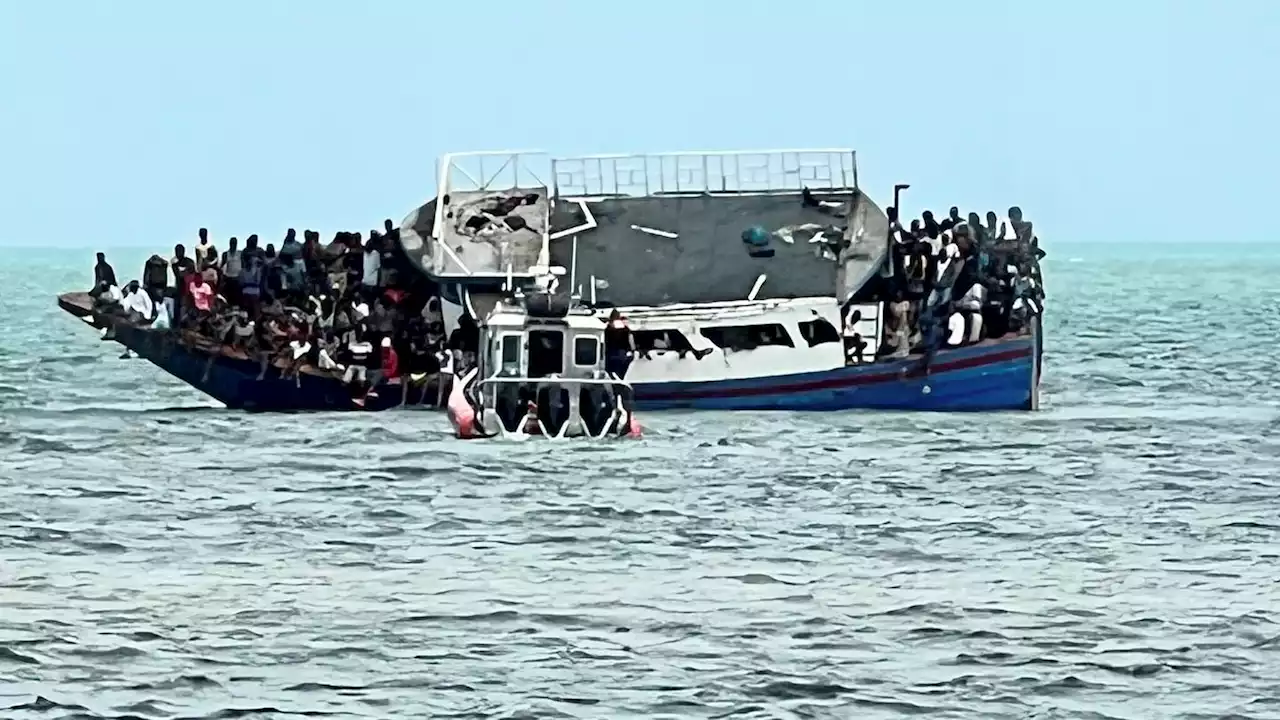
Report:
471,374,637,439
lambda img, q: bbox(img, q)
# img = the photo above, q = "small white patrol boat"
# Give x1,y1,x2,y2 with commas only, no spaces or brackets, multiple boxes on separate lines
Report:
446,268,642,440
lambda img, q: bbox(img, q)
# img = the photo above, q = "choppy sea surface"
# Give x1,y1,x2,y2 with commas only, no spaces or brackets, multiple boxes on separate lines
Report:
2,243,1279,720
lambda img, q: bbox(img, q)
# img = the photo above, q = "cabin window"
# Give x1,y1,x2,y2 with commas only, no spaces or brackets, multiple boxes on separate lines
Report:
634,329,696,355
574,336,600,367
527,329,564,378
700,323,795,351
798,318,841,347
499,334,522,373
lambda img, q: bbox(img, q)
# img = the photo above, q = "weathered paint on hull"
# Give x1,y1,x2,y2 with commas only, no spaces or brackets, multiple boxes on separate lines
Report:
630,336,1037,412
59,293,1039,413
117,325,1033,413
110,322,435,412
57,295,435,412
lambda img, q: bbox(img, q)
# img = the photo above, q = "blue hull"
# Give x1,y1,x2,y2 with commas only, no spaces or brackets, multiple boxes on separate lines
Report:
60,294,1040,413
630,334,1038,412
110,321,436,412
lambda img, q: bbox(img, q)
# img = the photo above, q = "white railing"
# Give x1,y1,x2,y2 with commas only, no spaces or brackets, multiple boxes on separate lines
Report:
552,149,858,198
430,150,551,243
477,374,634,439
607,296,837,322
479,375,630,387
435,150,550,195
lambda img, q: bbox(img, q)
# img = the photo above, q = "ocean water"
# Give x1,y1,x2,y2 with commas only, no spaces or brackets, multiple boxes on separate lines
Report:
2,243,1279,719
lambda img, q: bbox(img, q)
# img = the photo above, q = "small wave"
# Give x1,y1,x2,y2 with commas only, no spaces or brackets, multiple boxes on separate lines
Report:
0,646,42,665
177,707,340,719
721,573,808,586
3,696,89,713
126,675,222,691
66,645,148,661
1032,675,1109,695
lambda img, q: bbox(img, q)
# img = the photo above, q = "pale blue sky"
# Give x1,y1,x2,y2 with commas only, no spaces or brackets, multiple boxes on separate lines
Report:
0,1,1275,249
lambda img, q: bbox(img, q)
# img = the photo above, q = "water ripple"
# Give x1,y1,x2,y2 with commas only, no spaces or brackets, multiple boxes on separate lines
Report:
2,245,1280,718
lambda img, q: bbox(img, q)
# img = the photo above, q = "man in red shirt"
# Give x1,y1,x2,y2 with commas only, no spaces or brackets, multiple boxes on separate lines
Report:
359,337,400,407
379,336,400,381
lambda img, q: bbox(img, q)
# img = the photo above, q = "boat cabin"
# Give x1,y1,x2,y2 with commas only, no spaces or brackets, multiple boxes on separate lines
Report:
482,304,609,384
607,297,884,385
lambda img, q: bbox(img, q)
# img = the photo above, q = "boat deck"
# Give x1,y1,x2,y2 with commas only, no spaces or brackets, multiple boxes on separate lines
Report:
433,188,548,276
547,190,874,306
395,150,889,305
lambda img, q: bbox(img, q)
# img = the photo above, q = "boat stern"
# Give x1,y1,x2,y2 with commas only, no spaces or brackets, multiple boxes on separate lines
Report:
447,288,644,440
450,371,642,440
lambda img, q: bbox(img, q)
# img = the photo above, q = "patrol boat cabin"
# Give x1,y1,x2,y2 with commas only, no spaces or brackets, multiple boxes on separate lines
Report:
446,273,642,439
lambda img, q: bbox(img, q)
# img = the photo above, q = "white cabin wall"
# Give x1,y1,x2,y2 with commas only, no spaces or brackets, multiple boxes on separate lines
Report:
622,302,849,383
625,344,845,383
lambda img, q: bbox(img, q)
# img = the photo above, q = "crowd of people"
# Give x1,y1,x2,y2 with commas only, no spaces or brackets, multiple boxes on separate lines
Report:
89,223,479,406
856,204,1045,364
82,201,1044,403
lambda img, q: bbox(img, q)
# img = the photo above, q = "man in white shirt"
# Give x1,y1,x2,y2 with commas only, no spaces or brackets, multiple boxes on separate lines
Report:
194,228,218,270
343,332,372,386
92,282,124,320
362,234,382,291
120,281,155,323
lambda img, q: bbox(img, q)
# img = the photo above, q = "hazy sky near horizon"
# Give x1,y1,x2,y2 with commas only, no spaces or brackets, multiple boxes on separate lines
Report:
1,1,1275,249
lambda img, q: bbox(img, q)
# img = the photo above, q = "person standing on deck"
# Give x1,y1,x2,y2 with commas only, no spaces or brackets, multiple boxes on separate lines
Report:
91,253,117,296
180,262,204,329
170,244,197,327
170,244,196,286
342,232,364,290
359,296,387,361
448,312,480,371
882,291,912,359
921,211,941,243
143,254,168,295
241,233,264,263
239,235,265,317
1007,206,1046,288
220,237,242,306
342,324,375,405
603,310,637,378
362,232,382,298
373,335,400,391
279,253,306,304
194,228,217,270
262,244,285,299
302,231,328,291
280,228,303,261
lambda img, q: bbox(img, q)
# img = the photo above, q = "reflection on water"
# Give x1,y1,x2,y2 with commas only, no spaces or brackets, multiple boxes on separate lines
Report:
2,245,1280,719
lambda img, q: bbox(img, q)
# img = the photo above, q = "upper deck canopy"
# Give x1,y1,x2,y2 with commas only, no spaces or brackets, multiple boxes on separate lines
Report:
398,148,889,306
